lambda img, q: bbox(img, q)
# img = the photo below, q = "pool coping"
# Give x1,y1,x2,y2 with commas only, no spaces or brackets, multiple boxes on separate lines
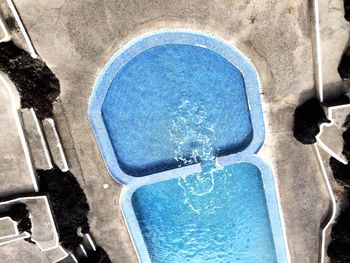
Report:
88,29,265,185
120,154,290,263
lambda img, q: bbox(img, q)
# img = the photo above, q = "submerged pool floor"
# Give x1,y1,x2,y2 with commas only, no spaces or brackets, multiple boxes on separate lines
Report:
132,163,277,263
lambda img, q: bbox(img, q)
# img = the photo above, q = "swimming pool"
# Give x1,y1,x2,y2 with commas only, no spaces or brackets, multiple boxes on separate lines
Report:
88,30,289,262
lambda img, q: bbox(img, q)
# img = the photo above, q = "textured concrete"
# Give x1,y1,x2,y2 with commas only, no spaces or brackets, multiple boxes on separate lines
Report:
21,109,52,170
0,0,332,262
0,196,66,262
317,105,350,164
319,0,349,100
0,80,34,198
0,197,58,250
0,2,27,52
1,238,56,263
0,217,16,238
0,12,9,41
42,118,68,171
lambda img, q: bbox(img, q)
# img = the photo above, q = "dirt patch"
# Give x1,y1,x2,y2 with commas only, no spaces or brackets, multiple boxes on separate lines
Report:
344,0,350,22
0,41,60,120
328,189,350,262
328,111,350,262
38,167,112,261
293,97,329,144
37,167,89,251
80,246,112,263
338,46,350,80
9,202,32,235
330,157,350,186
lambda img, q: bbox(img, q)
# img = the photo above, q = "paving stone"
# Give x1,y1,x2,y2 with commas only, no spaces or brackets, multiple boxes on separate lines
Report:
21,108,52,170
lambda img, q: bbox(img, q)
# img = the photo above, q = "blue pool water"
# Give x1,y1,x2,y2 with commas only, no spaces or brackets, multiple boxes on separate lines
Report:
102,44,252,176
90,31,288,262
132,162,277,263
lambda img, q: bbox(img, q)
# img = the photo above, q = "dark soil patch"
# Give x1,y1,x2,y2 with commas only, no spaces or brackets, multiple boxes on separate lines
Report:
323,95,350,108
338,45,350,80
330,157,350,187
344,0,350,22
37,167,90,251
4,17,17,31
80,246,112,263
293,97,330,144
343,127,350,161
328,98,350,262
0,41,60,120
9,203,32,234
17,217,32,233
328,188,350,262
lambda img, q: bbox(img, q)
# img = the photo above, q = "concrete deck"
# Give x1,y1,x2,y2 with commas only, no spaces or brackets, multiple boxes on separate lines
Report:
0,79,35,198
0,217,16,238
0,196,66,262
319,0,349,100
0,0,335,262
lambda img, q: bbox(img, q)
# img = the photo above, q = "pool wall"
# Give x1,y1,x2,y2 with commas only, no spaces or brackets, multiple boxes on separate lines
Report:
88,29,265,185
88,29,290,263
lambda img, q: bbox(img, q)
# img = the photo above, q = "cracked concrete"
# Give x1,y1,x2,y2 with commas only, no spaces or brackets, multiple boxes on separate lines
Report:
0,0,334,262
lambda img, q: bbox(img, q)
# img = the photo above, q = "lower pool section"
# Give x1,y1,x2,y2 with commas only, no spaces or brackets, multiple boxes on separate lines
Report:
121,157,288,263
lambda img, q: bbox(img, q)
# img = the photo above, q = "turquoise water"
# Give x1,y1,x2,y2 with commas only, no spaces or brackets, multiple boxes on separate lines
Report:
132,162,277,263
102,44,252,176
98,40,281,262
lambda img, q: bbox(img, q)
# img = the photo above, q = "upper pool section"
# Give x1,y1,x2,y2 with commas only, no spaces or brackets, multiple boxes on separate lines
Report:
88,30,265,184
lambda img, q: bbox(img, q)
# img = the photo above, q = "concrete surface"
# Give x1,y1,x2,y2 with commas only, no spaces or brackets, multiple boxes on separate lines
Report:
0,196,66,262
0,0,334,262
317,105,350,164
319,0,349,100
0,217,16,238
42,118,68,171
0,197,58,250
0,12,10,42
0,15,5,40
1,238,58,263
0,2,27,52
21,108,52,170
318,124,344,161
0,79,35,198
